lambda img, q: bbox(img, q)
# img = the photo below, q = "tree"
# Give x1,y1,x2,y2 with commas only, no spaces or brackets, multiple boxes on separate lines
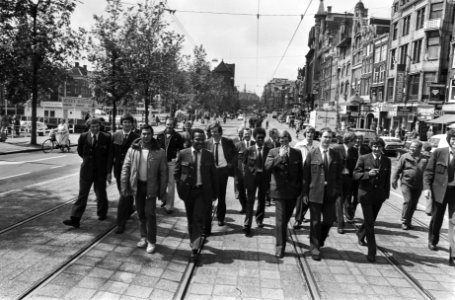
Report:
0,0,85,144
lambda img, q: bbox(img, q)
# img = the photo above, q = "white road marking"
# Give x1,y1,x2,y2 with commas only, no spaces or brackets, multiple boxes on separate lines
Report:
0,172,31,181
0,172,78,197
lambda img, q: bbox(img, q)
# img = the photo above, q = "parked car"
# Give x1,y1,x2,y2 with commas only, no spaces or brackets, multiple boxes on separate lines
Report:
428,134,449,152
20,121,49,136
380,136,404,156
348,128,378,144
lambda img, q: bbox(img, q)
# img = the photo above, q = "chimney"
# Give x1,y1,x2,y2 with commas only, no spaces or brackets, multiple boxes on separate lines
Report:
75,62,79,68
327,6,332,13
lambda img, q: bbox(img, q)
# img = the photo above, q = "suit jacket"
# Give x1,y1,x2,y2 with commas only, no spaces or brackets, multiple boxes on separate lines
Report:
174,148,218,201
302,147,342,204
235,139,256,178
353,153,391,202
423,147,452,204
332,144,358,176
265,147,303,199
156,130,184,162
77,131,112,178
243,144,270,190
206,137,237,176
109,130,140,179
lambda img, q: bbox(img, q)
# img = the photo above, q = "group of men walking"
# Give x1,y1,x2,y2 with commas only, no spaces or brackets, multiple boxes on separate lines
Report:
62,114,455,266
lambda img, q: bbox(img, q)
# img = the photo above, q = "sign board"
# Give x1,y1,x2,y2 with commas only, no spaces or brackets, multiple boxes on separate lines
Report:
309,110,337,131
62,97,94,109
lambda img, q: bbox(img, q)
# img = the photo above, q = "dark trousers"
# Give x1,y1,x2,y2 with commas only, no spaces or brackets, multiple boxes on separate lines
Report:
309,199,336,254
275,197,297,254
135,181,157,243
429,187,455,258
215,166,229,222
184,187,208,250
235,174,247,211
115,176,134,227
336,174,353,228
72,170,108,219
346,180,360,219
244,172,267,228
358,196,384,257
401,184,422,225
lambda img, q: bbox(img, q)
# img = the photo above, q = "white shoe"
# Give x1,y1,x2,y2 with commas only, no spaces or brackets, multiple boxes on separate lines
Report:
146,243,156,254
137,238,147,248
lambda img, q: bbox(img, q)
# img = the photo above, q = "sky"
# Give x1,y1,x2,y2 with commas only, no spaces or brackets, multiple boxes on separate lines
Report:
71,0,391,96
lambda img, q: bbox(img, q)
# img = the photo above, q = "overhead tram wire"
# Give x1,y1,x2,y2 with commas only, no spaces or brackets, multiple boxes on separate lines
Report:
270,0,314,80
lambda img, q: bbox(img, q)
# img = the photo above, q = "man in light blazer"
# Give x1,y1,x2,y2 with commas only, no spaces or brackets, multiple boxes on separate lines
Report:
353,138,391,263
423,128,455,266
302,128,343,261
265,130,302,258
242,127,269,236
175,128,217,261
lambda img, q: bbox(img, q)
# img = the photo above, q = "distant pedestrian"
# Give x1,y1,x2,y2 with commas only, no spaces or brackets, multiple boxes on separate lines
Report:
392,140,427,230
302,128,342,261
63,118,112,228
175,128,217,261
109,113,140,234
423,128,455,266
354,138,391,263
120,125,168,254
265,130,302,258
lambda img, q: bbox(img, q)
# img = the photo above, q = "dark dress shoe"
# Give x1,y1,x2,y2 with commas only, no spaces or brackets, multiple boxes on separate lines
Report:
366,255,376,263
63,217,80,228
428,243,438,251
337,228,345,234
115,226,125,234
312,253,321,261
293,221,302,229
98,215,107,221
218,221,225,226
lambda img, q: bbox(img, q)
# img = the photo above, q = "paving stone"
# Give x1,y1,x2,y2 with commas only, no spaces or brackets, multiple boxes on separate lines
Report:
124,284,153,298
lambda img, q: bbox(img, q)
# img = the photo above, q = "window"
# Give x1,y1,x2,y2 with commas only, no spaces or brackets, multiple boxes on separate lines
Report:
412,39,422,63
390,49,396,70
402,15,411,36
427,32,440,59
409,74,420,100
387,78,395,100
400,44,408,64
422,72,436,100
416,7,425,29
392,22,398,40
430,2,443,19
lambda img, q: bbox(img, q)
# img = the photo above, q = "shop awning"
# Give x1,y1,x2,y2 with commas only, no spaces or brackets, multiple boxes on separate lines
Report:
426,114,455,124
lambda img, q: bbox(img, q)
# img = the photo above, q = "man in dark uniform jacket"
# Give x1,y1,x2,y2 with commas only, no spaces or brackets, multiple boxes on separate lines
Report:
206,123,237,228
63,117,112,228
242,127,269,236
175,128,217,261
108,113,140,234
353,138,391,262
332,132,358,234
265,130,302,258
423,128,455,266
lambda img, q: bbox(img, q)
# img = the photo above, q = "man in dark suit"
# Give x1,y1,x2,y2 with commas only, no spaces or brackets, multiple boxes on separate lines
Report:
235,128,255,214
265,130,302,258
206,123,237,227
175,128,217,261
423,129,455,266
302,128,343,261
353,138,391,262
242,127,269,236
332,132,358,234
108,113,140,234
63,117,112,228
156,117,184,214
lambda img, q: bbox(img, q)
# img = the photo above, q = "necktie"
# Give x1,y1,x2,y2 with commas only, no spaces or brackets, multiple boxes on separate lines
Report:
258,147,263,170
323,150,329,175
215,142,219,166
449,153,455,182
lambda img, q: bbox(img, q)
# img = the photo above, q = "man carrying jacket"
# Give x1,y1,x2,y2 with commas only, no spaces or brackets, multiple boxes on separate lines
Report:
121,125,168,254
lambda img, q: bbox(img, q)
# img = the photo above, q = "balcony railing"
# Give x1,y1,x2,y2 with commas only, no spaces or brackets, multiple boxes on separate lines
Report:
424,19,441,31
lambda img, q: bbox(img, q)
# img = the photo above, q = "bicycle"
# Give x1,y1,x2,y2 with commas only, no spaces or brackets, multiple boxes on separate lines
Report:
42,134,71,153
